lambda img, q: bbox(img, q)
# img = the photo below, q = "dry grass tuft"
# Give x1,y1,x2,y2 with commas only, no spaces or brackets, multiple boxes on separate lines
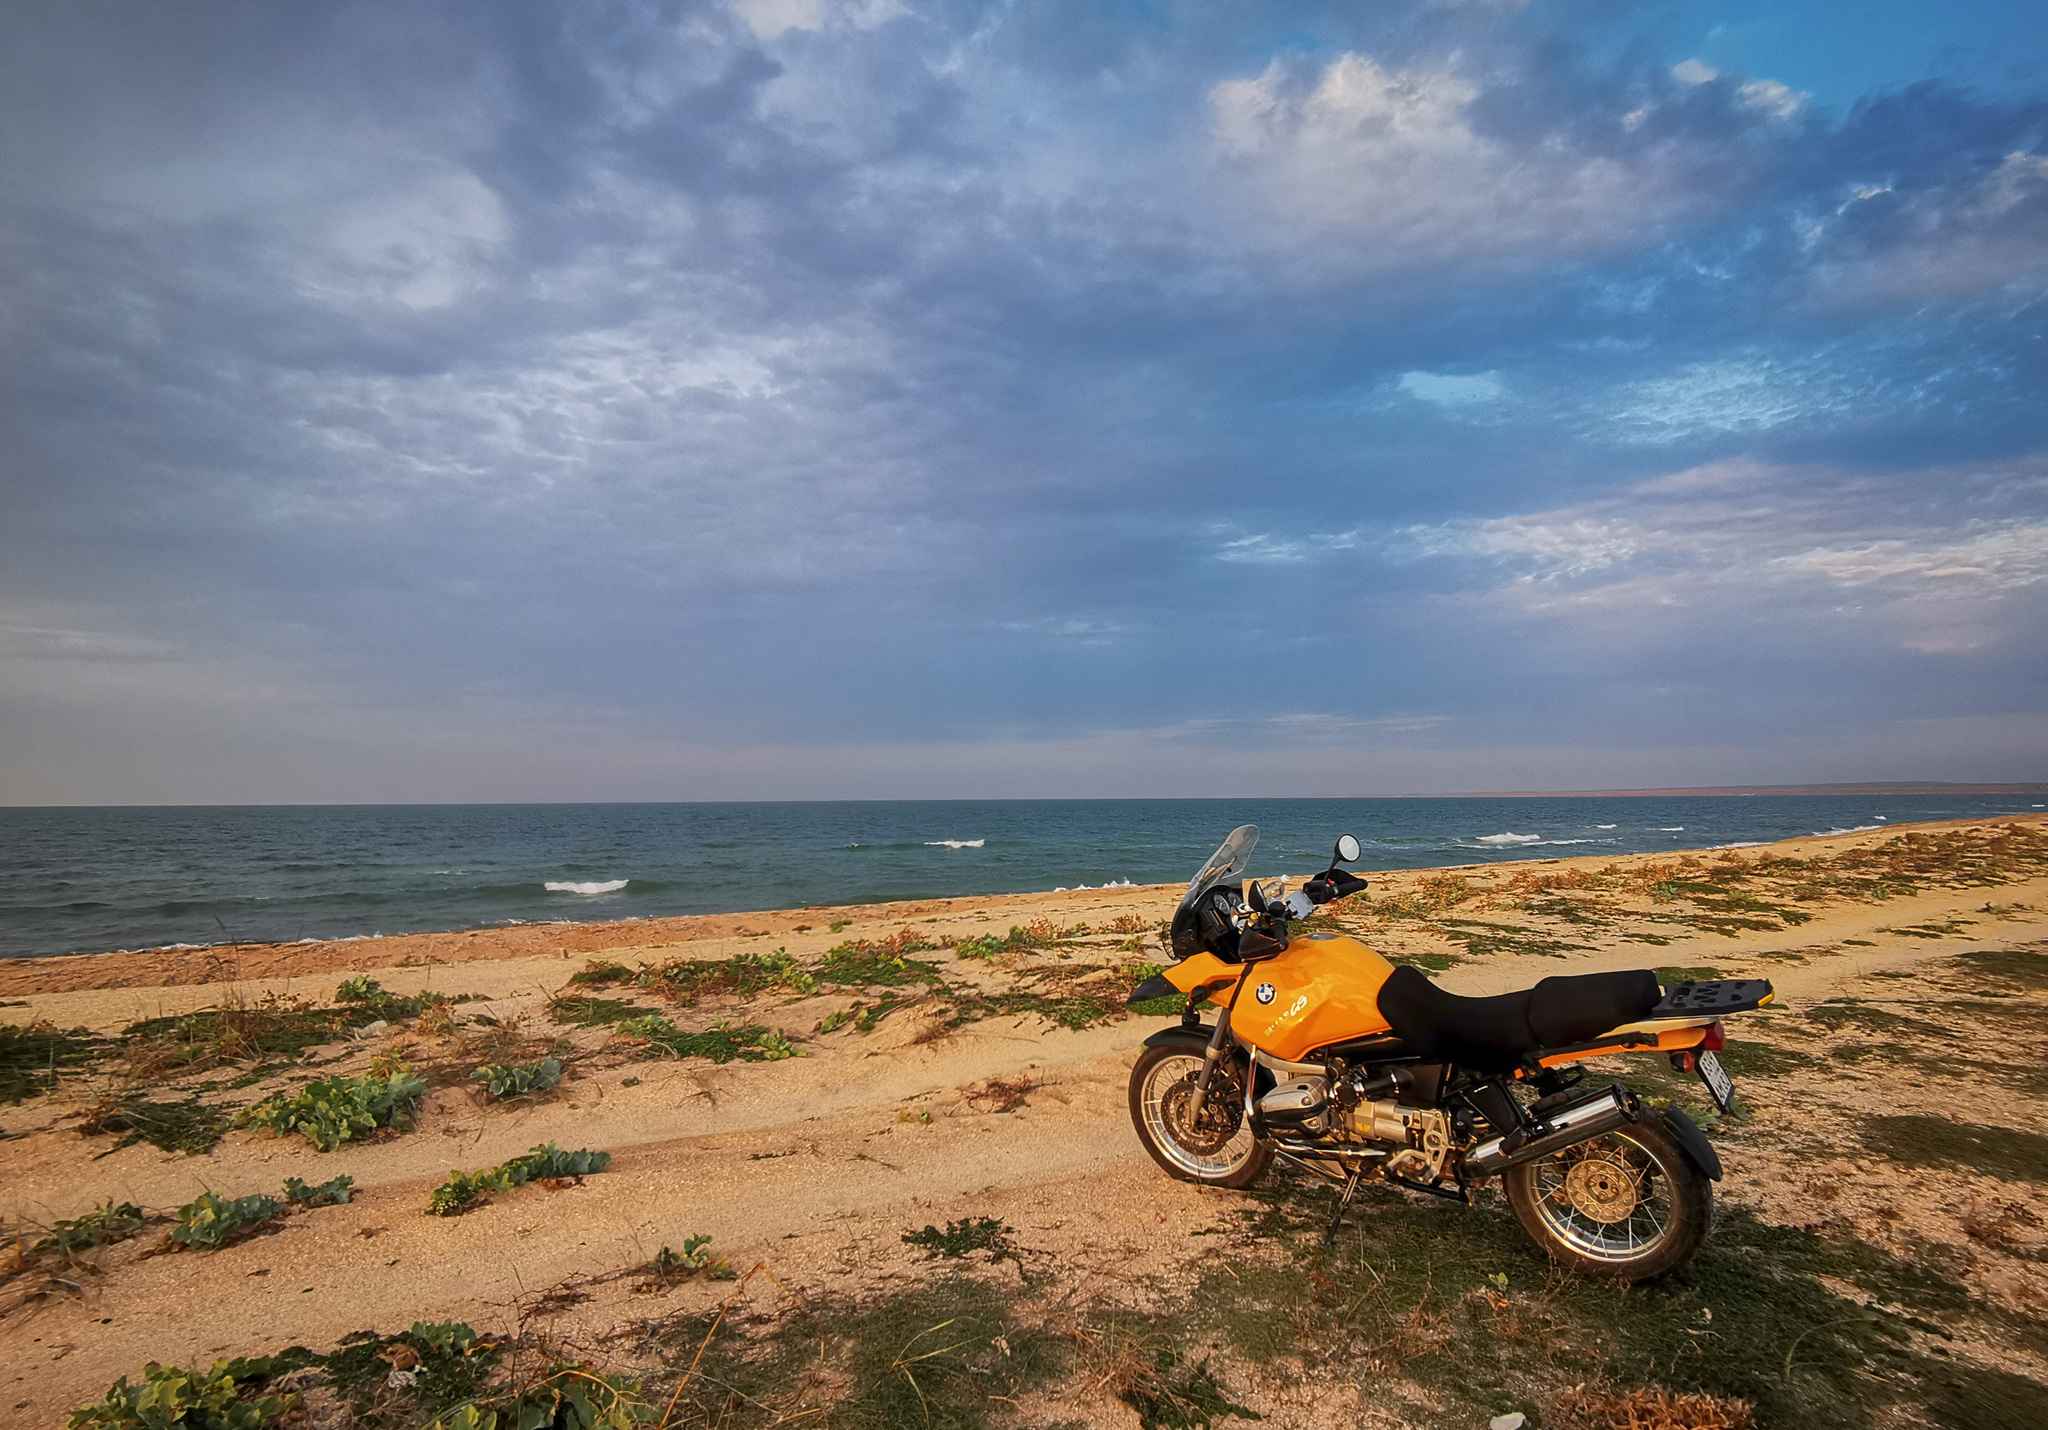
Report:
1964,1197,2044,1250
963,1074,1037,1113
1543,1384,1755,1430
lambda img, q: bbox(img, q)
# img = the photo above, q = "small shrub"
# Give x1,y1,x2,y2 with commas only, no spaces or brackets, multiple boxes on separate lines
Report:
426,1166,514,1218
236,1066,427,1151
36,1201,148,1256
283,1174,354,1208
505,1142,611,1181
172,1192,281,1250
649,1233,736,1281
567,961,633,987
68,1359,297,1430
426,1143,612,1216
903,1216,1019,1266
473,1056,563,1099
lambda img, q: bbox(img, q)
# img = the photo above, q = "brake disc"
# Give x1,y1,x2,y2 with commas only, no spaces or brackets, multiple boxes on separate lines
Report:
1159,1075,1243,1156
1562,1154,1641,1224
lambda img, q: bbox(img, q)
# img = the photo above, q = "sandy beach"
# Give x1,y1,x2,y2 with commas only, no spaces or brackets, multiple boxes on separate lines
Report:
4,815,2046,1428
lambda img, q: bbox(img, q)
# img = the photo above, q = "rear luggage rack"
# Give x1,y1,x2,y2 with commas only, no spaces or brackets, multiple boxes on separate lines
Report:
1650,978,1773,1017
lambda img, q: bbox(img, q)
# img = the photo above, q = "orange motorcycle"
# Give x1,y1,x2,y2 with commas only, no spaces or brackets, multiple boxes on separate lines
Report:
1125,825,1771,1280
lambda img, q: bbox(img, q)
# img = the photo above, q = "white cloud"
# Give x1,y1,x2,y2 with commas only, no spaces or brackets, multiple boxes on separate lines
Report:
1809,151,2048,305
1737,79,1805,120
1671,59,1718,86
1206,53,1670,271
1398,370,1505,407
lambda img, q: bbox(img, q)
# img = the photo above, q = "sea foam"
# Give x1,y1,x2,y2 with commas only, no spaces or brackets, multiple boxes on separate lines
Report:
926,839,986,849
546,879,630,895
1475,832,1543,845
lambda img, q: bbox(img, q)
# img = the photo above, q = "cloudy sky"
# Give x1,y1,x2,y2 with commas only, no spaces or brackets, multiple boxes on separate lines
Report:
3,0,2045,803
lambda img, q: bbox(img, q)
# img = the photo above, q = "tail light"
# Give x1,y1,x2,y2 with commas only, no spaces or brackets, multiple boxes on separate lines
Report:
1700,1021,1726,1052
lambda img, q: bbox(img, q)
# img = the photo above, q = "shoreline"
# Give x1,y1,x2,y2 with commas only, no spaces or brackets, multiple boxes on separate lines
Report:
4,812,2042,999
4,811,2046,1423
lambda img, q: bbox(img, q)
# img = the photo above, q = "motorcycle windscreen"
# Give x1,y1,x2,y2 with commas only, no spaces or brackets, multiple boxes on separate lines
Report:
1177,825,1259,916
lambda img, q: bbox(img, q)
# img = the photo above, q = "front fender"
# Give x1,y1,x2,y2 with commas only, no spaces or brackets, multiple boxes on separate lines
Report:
1140,1026,1212,1052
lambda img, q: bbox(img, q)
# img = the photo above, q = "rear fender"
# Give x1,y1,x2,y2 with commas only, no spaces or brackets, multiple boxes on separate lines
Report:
1660,1106,1723,1181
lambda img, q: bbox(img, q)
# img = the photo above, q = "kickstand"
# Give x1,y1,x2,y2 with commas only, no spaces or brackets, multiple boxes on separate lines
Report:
1322,1166,1363,1247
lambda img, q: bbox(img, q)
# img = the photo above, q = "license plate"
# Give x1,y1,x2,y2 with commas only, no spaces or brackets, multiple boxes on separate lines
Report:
1697,1049,1736,1113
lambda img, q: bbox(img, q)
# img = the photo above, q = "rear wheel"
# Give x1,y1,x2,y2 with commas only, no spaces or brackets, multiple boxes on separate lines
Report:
1502,1113,1710,1281
1128,1043,1271,1189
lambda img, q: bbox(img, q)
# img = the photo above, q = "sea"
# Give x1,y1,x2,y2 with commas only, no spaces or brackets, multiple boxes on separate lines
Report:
1,794,2042,962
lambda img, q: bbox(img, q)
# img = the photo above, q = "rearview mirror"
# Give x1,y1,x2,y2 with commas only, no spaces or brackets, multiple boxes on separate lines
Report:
1333,834,1361,865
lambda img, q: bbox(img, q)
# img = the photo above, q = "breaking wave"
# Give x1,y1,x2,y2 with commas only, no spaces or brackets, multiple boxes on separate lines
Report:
926,839,986,849
545,879,630,896
1475,832,1543,845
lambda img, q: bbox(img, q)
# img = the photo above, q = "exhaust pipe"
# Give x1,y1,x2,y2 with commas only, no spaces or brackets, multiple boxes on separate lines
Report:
1460,1084,1639,1179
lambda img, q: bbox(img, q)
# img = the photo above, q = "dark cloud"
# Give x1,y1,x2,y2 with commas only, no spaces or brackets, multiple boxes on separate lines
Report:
2,0,2045,800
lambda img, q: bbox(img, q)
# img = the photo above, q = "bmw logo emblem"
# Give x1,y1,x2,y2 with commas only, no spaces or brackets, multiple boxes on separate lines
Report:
1254,982,1276,1005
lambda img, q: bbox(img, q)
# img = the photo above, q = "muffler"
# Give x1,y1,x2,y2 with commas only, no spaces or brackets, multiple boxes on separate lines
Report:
1460,1084,1639,1179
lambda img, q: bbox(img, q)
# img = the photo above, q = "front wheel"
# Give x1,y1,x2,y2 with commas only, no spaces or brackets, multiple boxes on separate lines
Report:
1128,1043,1272,1189
1502,1113,1711,1281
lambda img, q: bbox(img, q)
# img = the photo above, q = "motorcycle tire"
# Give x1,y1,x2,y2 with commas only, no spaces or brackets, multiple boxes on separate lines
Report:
1127,1043,1272,1189
1501,1111,1711,1281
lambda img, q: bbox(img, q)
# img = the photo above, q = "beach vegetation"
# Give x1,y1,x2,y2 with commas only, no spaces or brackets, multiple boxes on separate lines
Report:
902,1216,1019,1267
567,961,633,986
547,995,647,1027
1,1021,110,1102
67,1357,299,1430
472,1056,562,1099
614,1014,799,1062
648,1234,736,1282
282,1174,354,1207
322,1322,496,1427
426,1143,613,1216
171,1191,282,1249
952,920,1087,960
236,1064,427,1151
81,1095,233,1156
818,941,946,988
640,948,816,1004
35,1200,148,1256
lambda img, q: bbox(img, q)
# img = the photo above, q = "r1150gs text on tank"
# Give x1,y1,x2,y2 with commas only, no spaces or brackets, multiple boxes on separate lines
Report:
1124,825,1773,1280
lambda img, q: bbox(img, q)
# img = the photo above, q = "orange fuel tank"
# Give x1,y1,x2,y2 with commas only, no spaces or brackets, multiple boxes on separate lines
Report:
1165,932,1398,1063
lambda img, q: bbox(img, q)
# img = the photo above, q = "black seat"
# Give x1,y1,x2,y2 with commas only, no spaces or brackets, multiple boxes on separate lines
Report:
1376,966,1662,1073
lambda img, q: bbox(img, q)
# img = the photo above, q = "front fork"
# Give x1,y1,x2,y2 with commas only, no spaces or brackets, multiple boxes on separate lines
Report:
1185,973,1250,1123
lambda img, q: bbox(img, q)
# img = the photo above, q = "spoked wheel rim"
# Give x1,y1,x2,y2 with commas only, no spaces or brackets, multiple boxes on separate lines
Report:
1139,1051,1259,1179
1526,1129,1678,1264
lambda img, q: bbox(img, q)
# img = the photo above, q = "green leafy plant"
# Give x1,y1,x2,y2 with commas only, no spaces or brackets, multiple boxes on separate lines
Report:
638,948,817,1004
171,1192,281,1250
425,1166,515,1218
68,1359,298,1430
648,1233,735,1281
282,1175,354,1208
472,1056,563,1099
423,1364,655,1430
37,1201,148,1255
236,1066,427,1151
426,1143,613,1216
903,1216,1018,1265
614,1014,800,1063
